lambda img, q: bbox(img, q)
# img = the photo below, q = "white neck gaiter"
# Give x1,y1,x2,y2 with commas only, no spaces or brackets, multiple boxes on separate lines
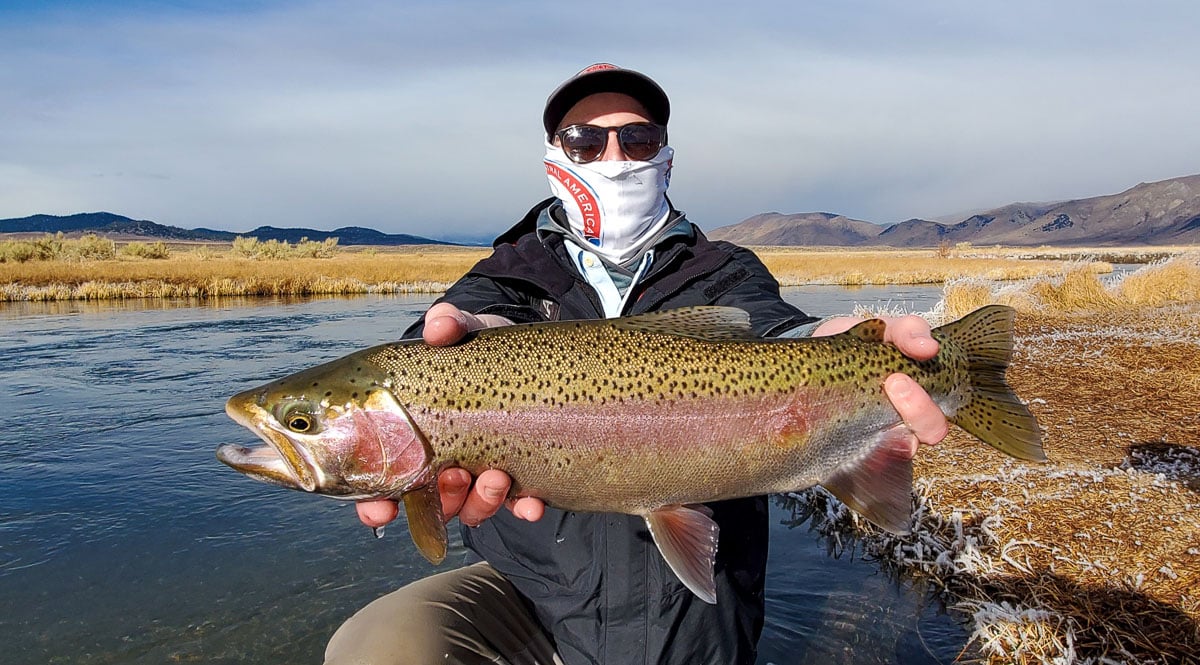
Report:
544,143,674,264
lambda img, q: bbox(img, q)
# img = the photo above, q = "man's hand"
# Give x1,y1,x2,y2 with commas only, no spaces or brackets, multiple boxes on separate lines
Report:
420,301,515,347
355,303,545,530
813,314,950,457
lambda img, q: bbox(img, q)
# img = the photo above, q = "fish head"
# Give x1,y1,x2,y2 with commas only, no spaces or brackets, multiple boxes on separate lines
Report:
217,350,434,500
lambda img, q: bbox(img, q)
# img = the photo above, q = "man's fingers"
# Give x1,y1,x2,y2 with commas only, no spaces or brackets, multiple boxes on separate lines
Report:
457,469,511,527
814,315,939,362
812,316,858,337
422,303,514,347
509,496,546,522
883,315,939,361
438,467,545,525
356,499,399,528
438,467,472,519
423,303,470,347
885,373,949,446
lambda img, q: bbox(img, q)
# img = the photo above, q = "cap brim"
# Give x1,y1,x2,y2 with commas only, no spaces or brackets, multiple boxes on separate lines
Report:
543,68,670,137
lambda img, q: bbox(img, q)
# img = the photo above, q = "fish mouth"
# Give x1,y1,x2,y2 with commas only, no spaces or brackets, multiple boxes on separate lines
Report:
218,391,320,492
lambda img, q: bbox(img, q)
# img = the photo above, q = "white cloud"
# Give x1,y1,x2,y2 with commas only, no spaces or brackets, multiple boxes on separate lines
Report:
1,0,1198,238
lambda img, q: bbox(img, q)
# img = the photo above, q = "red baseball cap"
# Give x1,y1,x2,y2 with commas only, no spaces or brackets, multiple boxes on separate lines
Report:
542,63,671,139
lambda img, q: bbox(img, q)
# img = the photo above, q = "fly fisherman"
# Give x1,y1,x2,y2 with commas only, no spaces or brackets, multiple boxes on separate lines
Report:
325,64,950,665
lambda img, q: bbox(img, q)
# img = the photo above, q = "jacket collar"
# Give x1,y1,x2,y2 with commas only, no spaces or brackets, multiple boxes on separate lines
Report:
477,198,732,303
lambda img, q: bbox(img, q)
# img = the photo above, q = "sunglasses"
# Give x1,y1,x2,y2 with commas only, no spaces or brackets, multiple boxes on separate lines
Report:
554,122,668,164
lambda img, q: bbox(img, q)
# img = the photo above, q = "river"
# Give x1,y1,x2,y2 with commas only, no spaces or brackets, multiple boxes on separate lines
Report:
0,284,971,664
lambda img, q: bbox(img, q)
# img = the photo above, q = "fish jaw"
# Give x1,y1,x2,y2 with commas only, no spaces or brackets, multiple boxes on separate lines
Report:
219,383,436,500
218,388,322,492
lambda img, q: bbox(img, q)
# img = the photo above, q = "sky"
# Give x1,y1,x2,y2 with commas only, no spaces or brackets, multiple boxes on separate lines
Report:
2,0,1198,242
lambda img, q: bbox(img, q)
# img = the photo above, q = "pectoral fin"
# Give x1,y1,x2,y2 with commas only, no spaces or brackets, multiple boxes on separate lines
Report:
402,480,448,565
384,396,447,564
644,504,721,604
819,425,915,534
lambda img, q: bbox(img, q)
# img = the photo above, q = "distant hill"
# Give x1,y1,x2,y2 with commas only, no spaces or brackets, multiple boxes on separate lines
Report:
709,174,1200,247
0,212,454,246
712,212,882,246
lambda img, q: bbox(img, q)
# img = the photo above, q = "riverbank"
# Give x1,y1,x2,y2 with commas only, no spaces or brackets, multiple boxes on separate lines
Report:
4,236,1178,302
797,258,1200,664
0,244,491,301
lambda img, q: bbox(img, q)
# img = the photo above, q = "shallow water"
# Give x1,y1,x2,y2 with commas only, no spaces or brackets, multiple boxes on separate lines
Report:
0,286,969,664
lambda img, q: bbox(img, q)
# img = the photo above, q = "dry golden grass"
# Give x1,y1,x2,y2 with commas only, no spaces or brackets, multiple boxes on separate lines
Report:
797,259,1200,663
953,244,1197,266
1116,254,1200,307
2,241,1134,302
0,246,490,301
791,307,1200,662
748,247,1108,286
940,253,1200,321
917,308,1200,664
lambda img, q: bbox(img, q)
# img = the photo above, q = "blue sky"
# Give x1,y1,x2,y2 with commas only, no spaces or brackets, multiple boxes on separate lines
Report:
2,1,1197,241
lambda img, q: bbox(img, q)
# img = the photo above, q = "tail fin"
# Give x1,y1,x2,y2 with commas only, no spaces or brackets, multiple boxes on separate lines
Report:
936,305,1046,462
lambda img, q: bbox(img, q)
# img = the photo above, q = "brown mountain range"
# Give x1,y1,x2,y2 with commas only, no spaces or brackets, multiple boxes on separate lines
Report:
708,174,1200,247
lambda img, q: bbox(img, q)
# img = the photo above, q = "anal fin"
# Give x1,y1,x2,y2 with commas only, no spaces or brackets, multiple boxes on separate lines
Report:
402,481,448,565
820,425,915,534
644,504,720,604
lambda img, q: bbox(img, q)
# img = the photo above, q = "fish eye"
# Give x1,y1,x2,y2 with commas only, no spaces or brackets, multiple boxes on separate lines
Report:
286,414,314,432
277,405,319,434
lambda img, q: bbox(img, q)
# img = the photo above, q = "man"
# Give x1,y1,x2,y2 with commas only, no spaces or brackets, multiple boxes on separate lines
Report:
326,64,948,665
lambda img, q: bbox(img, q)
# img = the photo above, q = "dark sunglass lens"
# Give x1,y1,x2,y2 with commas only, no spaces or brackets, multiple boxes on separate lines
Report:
560,125,606,163
618,124,664,160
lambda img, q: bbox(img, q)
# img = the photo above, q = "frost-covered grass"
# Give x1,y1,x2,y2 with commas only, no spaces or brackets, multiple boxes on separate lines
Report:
789,460,1200,663
789,297,1200,664
938,254,1200,321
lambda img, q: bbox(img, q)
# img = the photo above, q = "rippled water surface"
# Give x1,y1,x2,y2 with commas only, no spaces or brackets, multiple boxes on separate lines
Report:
1,286,970,664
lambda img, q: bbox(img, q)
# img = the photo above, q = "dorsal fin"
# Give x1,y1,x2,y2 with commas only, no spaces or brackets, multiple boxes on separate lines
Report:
614,306,758,342
842,318,887,343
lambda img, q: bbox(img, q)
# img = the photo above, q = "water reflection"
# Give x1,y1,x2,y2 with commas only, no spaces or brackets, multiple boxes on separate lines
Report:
759,495,971,665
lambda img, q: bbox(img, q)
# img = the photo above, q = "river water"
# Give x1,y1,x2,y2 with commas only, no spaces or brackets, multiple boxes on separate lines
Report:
0,284,969,664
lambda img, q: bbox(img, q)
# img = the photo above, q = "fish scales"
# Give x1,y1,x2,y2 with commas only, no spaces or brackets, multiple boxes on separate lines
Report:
359,316,958,512
219,305,1044,603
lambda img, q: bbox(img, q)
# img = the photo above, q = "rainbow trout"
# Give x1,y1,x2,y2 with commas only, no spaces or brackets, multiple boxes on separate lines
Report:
218,305,1043,603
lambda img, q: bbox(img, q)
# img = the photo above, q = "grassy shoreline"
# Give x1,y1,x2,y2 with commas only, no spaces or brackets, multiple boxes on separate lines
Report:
6,238,1193,302
799,260,1200,664
0,244,490,301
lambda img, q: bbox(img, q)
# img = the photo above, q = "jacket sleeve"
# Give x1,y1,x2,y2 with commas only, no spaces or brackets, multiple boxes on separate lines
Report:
709,242,819,338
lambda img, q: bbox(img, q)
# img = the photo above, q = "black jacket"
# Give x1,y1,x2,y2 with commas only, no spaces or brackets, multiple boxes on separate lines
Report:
405,198,816,665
